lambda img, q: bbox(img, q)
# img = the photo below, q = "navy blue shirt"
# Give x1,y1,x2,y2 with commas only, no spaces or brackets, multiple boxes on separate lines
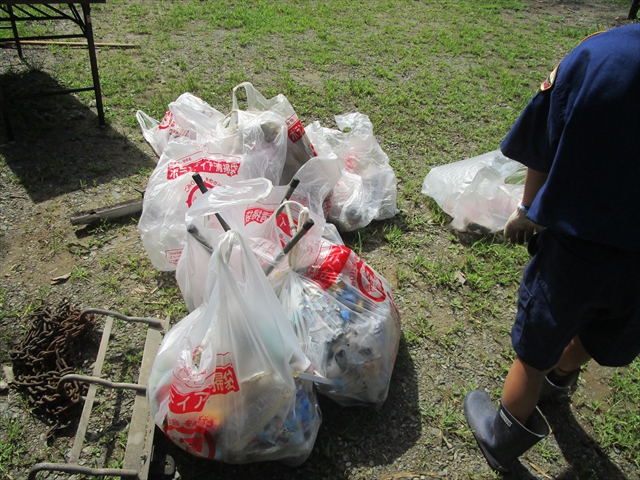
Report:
500,24,640,252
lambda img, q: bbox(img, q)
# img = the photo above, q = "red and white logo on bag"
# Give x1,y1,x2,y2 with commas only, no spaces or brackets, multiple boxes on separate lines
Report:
158,110,188,138
243,210,295,246
244,207,274,225
284,115,317,156
168,352,240,415
167,156,241,180
355,258,386,302
185,177,221,207
275,212,295,247
305,245,387,302
158,110,175,130
163,414,219,459
165,248,183,265
304,245,351,290
160,352,239,460
285,113,305,143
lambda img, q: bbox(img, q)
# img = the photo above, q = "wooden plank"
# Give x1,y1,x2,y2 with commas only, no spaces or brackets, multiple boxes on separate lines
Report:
68,316,113,464
122,316,169,479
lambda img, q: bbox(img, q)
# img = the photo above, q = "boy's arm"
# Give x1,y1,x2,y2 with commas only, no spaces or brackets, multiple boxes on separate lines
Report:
504,168,548,244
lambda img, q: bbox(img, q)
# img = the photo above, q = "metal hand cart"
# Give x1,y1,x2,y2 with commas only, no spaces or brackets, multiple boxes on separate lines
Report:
28,308,171,480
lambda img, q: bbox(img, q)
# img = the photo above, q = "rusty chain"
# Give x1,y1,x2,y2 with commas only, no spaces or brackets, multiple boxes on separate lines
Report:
9,301,97,435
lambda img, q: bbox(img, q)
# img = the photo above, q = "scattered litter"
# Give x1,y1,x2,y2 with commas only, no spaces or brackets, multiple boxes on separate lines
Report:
50,273,70,285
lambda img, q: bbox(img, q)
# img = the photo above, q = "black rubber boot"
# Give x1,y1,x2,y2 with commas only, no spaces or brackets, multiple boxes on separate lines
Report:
539,367,580,401
464,390,550,473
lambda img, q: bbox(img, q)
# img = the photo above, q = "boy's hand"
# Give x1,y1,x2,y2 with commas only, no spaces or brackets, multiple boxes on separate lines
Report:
504,207,537,245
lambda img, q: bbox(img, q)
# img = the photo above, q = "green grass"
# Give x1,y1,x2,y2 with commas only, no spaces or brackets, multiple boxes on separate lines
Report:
383,224,406,253
0,416,27,480
588,359,640,469
461,239,530,320
69,266,91,282
11,0,594,162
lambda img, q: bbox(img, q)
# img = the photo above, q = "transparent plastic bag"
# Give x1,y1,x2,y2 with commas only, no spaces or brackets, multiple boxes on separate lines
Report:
243,200,326,275
270,231,401,407
421,150,525,233
176,178,274,311
232,82,317,185
138,109,288,271
177,158,344,311
147,230,320,465
136,92,227,157
306,112,399,231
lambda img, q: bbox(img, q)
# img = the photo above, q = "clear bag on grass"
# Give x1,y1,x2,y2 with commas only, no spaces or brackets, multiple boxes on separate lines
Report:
306,112,399,231
269,230,401,407
232,82,317,185
147,230,320,465
138,109,288,271
136,92,227,158
421,150,525,233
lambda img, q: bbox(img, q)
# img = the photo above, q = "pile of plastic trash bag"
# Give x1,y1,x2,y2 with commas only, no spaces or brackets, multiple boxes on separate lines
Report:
137,83,399,271
137,83,401,465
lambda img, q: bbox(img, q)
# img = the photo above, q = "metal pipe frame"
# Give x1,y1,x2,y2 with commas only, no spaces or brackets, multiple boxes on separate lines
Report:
0,1,105,141
28,463,138,480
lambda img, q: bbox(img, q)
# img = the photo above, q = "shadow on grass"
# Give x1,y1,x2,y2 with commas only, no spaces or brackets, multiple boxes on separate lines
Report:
0,66,155,204
537,396,628,480
154,336,420,480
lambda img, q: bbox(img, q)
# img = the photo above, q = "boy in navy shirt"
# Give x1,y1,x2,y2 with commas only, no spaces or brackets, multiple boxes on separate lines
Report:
464,23,640,473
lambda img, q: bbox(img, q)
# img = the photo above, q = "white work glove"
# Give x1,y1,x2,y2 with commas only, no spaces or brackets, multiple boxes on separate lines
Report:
504,206,538,245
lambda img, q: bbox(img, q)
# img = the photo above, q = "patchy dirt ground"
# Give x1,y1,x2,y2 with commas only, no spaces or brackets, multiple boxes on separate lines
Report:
1,1,638,480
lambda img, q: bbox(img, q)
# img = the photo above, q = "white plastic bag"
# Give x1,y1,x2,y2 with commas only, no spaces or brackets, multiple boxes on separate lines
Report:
270,232,401,407
147,230,320,465
232,82,317,185
136,92,227,157
235,154,343,232
243,200,326,275
421,150,525,233
176,157,344,311
306,113,399,231
138,109,288,271
176,178,274,311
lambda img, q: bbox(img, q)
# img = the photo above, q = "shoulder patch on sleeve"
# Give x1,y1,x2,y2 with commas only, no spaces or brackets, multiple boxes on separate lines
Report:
540,65,559,92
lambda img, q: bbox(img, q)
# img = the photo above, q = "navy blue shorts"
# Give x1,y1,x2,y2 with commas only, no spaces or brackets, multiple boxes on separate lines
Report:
512,229,640,371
